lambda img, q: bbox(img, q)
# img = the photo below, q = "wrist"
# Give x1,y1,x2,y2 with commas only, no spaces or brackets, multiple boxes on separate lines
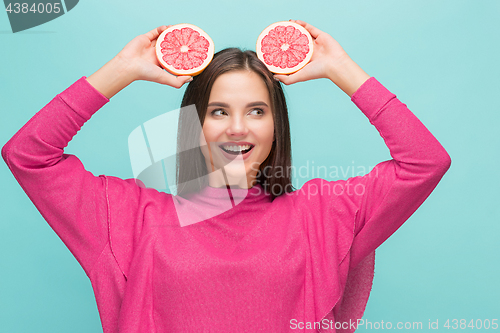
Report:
327,55,371,98
86,56,135,99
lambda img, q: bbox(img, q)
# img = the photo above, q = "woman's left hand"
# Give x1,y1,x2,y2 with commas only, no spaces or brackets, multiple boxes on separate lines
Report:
274,20,371,97
273,20,350,85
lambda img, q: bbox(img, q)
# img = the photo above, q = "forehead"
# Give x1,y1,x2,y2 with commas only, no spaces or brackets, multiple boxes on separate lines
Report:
208,70,271,105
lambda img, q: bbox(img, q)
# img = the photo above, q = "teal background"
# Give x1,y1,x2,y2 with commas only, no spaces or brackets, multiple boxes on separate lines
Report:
1,0,499,331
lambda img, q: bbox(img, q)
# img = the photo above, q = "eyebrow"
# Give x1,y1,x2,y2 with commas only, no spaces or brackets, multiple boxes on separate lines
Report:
207,101,269,108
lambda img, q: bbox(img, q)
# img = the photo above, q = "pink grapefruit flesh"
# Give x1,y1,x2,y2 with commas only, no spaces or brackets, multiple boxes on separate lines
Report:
155,23,215,76
256,21,314,75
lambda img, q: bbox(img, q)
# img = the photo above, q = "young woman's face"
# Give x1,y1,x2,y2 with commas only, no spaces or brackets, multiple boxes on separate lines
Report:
200,70,275,188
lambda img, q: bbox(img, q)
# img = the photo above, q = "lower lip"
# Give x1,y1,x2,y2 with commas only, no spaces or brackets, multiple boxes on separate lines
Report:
219,146,254,161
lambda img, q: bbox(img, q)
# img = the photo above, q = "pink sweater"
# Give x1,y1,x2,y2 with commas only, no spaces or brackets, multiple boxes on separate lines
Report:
2,76,451,332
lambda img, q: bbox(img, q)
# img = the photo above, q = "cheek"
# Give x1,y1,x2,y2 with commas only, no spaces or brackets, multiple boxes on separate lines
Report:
200,120,216,147
200,122,222,158
199,120,210,156
200,120,220,142
260,121,275,146
199,135,207,157
199,129,207,146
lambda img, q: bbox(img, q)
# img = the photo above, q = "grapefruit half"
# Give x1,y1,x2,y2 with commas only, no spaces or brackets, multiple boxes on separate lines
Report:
256,21,314,75
155,23,215,76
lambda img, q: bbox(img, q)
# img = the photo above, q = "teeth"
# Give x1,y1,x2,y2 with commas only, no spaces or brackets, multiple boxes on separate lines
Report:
222,144,251,152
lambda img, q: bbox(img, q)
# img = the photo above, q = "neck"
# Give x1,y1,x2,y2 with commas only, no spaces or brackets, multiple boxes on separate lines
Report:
206,167,258,189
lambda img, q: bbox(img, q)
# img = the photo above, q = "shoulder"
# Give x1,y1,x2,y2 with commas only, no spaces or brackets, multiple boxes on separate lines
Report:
103,175,174,213
101,176,175,277
281,177,368,230
285,177,360,204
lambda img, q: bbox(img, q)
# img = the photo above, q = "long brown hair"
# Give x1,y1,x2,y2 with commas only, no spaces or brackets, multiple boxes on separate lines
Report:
176,48,295,201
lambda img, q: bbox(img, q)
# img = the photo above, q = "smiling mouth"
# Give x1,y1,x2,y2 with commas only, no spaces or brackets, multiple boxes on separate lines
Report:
219,144,255,155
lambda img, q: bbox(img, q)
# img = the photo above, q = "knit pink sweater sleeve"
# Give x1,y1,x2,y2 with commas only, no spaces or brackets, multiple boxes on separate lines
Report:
335,77,451,268
2,76,111,277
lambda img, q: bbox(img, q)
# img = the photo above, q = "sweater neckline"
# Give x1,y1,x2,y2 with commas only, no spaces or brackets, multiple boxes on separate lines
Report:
201,183,267,200
181,183,271,206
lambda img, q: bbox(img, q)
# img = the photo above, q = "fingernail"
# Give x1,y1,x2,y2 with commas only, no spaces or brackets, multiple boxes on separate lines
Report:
186,77,193,82
273,76,280,81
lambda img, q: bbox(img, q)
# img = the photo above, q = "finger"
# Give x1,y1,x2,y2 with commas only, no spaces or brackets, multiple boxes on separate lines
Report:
145,25,168,42
274,71,310,85
291,20,323,39
150,25,174,47
153,69,193,88
176,75,194,86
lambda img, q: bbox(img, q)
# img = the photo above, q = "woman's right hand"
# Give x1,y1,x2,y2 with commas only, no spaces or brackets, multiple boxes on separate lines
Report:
116,25,193,88
87,25,192,99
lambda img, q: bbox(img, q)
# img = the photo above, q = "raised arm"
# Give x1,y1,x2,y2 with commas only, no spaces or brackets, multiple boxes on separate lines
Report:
277,20,451,269
2,26,192,276
2,76,111,277
346,77,451,268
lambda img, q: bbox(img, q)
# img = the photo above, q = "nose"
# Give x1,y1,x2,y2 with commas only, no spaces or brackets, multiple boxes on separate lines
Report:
226,114,248,137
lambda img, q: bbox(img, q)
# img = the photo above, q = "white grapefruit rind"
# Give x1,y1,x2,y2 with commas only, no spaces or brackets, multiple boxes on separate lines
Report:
256,21,314,75
155,23,215,76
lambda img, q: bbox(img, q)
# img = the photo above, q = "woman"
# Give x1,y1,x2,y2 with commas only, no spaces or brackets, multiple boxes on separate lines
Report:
2,21,451,332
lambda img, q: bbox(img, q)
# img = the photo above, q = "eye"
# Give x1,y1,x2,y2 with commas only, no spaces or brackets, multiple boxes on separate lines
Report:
249,108,264,116
211,109,227,116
